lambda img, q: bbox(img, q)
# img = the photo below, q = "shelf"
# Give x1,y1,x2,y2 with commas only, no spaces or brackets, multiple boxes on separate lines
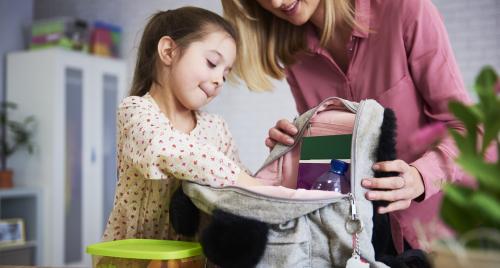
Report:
0,240,37,251
0,188,42,265
0,188,40,198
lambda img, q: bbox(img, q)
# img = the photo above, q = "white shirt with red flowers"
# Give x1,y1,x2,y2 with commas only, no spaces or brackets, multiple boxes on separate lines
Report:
102,93,246,241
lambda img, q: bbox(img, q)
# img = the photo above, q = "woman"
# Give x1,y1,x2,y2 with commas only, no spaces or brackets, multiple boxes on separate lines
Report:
221,0,470,258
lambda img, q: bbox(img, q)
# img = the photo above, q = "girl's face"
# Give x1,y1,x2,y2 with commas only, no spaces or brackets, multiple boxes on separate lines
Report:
255,0,321,25
168,30,236,110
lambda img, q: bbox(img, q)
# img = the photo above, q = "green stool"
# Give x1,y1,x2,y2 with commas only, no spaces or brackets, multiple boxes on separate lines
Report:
86,239,205,268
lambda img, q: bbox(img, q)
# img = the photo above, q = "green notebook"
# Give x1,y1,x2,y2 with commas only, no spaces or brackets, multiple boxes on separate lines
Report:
300,134,352,160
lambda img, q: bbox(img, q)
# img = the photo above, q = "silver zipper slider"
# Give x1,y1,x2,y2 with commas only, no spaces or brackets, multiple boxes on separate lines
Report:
349,193,357,220
345,193,363,235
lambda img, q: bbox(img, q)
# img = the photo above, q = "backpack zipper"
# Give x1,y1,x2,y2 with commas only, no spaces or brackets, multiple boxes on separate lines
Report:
350,100,365,200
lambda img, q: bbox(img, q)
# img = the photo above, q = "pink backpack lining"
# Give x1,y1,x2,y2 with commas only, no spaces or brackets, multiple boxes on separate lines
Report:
245,101,356,200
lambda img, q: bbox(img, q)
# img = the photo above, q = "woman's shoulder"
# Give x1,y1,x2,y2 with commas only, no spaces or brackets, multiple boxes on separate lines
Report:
385,0,436,23
377,0,427,11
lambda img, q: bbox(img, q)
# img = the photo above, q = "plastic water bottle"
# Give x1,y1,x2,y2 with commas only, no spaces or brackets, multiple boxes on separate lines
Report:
310,159,349,192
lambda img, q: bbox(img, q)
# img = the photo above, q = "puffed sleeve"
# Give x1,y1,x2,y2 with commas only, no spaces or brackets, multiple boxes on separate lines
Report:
402,0,472,200
118,97,241,187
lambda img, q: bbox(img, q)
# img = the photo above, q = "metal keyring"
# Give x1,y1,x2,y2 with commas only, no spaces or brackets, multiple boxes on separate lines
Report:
345,218,364,235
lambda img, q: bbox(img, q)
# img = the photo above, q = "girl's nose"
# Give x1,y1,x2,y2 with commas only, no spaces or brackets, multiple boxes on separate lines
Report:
212,74,223,87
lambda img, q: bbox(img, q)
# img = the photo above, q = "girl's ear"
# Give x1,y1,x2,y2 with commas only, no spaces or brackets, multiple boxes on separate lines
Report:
157,36,177,65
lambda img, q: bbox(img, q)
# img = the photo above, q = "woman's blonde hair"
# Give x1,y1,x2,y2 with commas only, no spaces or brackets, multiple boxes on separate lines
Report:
221,0,363,91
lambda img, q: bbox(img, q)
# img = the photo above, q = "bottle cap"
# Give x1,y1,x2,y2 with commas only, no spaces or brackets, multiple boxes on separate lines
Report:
330,159,349,174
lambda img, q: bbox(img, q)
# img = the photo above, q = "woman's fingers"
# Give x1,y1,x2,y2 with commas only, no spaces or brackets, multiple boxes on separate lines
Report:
268,127,294,145
276,119,298,135
266,119,297,149
362,176,405,190
365,188,412,202
265,137,276,149
363,160,425,213
378,200,412,214
373,159,409,173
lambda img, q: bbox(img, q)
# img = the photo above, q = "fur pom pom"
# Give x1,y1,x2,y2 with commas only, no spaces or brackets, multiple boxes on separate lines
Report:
201,209,269,268
169,186,200,237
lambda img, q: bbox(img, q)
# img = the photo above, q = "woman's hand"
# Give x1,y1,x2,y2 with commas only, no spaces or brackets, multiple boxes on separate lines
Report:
362,160,425,214
265,119,298,149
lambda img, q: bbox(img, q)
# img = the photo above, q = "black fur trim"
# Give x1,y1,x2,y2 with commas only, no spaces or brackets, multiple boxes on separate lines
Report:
374,108,398,177
201,209,269,268
169,186,200,237
372,108,398,260
379,249,431,268
374,108,399,209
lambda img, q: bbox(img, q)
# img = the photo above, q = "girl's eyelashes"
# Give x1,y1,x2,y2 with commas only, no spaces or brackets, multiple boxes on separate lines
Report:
206,59,216,68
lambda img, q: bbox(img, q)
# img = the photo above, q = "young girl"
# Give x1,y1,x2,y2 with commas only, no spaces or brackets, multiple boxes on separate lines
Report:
102,6,262,243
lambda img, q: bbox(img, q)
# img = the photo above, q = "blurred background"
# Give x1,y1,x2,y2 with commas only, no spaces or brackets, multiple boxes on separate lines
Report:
0,0,498,266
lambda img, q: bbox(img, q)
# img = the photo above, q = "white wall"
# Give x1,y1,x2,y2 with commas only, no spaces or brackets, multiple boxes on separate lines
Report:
0,0,33,101
33,0,500,171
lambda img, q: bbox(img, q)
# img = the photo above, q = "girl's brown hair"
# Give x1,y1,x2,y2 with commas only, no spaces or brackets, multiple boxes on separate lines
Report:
129,6,239,96
221,0,365,91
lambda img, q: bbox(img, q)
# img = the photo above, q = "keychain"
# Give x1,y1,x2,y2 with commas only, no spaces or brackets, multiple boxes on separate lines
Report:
345,194,369,268
345,233,369,268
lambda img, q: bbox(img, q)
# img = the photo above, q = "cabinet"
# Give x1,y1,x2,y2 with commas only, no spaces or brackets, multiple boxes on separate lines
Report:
6,48,127,266
0,188,41,265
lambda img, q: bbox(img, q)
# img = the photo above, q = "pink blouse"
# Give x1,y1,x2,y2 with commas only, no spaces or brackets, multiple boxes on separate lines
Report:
286,0,471,253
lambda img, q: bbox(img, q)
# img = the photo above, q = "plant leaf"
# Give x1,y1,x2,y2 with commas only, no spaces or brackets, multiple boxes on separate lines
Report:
441,185,480,235
475,66,498,97
455,154,500,194
470,192,500,226
481,100,500,153
449,129,475,156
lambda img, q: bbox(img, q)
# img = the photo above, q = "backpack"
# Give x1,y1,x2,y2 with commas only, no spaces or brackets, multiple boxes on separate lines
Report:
171,97,395,268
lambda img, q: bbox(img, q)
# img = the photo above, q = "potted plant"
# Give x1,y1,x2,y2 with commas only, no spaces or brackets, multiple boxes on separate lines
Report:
0,101,36,188
412,66,500,267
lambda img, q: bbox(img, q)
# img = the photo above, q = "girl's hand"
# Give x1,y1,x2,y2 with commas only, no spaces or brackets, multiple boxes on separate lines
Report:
361,160,425,214
236,171,266,187
265,119,298,149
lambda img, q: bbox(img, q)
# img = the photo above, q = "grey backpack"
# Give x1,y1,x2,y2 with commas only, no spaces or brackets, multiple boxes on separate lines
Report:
171,97,394,268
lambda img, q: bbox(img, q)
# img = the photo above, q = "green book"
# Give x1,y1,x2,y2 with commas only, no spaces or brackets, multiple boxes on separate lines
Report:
300,134,352,160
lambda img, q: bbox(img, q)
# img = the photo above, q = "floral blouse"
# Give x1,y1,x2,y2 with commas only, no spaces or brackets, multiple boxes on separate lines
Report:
102,93,246,241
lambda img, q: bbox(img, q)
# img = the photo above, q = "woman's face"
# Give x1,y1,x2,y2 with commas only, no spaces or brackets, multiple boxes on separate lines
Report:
255,0,321,25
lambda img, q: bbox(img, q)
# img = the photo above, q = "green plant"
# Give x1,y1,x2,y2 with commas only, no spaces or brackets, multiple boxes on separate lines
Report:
0,101,36,171
440,66,500,249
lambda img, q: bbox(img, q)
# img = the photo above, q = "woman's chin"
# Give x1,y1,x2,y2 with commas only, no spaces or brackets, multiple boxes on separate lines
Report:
283,15,309,26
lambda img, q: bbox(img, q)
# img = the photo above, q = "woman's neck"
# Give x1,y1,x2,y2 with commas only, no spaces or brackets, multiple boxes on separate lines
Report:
310,0,355,33
309,0,355,73
149,84,196,134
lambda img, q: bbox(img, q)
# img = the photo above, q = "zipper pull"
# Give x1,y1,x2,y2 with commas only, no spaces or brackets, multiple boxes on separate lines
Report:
349,193,357,220
345,193,363,235
345,193,369,267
